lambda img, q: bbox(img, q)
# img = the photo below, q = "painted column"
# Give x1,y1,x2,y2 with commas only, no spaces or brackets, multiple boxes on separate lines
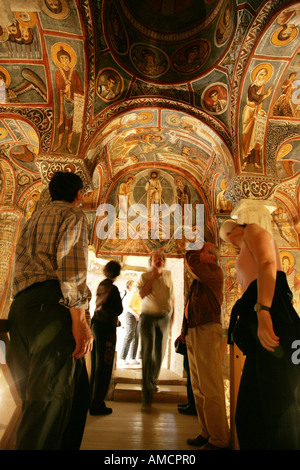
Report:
0,208,23,318
230,198,277,234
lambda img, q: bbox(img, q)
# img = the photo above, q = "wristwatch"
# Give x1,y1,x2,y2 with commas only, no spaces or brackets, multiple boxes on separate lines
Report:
254,303,271,312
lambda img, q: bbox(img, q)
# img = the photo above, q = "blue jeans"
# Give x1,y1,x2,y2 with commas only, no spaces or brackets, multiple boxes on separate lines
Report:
139,312,170,405
120,312,139,360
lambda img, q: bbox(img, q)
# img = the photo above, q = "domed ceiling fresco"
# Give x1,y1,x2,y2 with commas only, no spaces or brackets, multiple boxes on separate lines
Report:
0,0,299,317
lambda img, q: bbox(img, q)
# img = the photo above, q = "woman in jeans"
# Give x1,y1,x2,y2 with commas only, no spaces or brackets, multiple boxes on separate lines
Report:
120,281,141,364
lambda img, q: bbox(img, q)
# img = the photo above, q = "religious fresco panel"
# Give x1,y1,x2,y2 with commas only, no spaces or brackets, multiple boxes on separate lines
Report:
215,176,234,215
0,64,47,104
238,5,300,175
39,0,82,33
256,7,300,58
102,0,236,85
239,59,287,173
0,12,42,60
94,168,209,257
192,69,230,127
93,53,131,115
275,140,300,181
0,118,40,174
221,257,242,329
90,107,229,186
271,51,300,119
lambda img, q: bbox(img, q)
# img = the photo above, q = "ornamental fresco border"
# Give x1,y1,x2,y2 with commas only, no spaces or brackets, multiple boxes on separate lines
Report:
37,154,93,192
225,174,281,206
0,106,53,154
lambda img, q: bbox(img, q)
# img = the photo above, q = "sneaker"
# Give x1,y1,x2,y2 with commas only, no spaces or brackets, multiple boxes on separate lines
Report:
178,402,189,409
187,435,208,447
178,405,197,416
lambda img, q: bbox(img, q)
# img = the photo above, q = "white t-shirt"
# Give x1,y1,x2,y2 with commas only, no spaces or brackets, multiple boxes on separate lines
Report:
137,269,174,315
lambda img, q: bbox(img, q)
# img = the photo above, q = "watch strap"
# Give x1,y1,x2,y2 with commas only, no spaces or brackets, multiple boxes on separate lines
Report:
254,303,270,312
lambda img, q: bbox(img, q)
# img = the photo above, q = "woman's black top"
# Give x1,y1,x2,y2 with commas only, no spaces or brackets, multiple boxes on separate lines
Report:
93,278,123,326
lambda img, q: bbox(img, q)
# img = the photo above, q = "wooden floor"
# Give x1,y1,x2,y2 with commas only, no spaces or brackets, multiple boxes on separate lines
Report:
80,401,201,451
81,363,203,451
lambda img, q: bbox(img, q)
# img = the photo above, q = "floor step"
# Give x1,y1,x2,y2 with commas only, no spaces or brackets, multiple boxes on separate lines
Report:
113,365,186,385
113,383,187,403
111,366,187,403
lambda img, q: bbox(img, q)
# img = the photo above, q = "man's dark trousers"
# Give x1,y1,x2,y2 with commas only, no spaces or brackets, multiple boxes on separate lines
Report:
7,280,90,450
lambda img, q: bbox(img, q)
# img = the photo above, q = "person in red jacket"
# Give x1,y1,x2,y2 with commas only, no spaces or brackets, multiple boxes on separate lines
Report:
181,242,229,450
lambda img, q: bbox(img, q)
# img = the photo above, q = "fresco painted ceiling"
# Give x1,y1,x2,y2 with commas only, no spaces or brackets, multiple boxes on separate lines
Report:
0,0,299,257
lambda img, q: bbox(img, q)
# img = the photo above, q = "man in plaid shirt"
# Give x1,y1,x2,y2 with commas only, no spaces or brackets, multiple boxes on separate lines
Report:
7,171,93,450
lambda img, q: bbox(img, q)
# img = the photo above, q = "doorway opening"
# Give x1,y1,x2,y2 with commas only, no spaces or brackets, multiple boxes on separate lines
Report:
87,253,185,377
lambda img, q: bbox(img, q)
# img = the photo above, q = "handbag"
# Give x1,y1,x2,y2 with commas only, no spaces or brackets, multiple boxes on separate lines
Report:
228,298,259,354
227,275,261,354
175,337,186,355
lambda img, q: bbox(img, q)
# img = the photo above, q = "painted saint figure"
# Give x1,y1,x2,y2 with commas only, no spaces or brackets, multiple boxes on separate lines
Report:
145,171,162,212
241,65,273,163
53,45,84,153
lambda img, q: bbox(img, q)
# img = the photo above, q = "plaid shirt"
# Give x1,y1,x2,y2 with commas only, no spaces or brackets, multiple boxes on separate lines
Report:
12,200,90,309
